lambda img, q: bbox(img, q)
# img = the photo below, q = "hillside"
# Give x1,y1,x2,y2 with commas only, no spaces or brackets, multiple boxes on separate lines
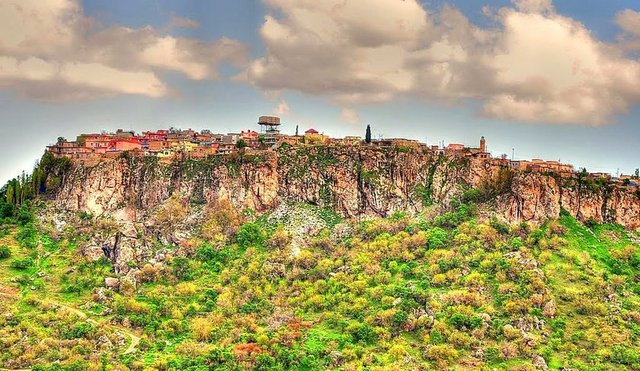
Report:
0,197,640,369
0,147,639,370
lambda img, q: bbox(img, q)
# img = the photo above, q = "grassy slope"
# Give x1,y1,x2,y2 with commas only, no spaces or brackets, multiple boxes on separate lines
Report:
0,205,639,370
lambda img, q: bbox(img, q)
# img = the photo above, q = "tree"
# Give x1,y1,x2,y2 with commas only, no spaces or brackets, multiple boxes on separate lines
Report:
295,125,299,136
365,124,372,144
236,139,248,149
635,168,639,179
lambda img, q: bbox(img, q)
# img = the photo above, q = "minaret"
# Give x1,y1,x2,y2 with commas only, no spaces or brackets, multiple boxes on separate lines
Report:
480,136,486,153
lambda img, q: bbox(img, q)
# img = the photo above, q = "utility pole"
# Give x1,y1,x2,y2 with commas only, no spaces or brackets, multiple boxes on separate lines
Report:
512,148,515,160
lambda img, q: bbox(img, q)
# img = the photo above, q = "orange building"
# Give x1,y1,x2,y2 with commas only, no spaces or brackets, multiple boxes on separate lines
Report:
82,134,113,154
109,138,142,152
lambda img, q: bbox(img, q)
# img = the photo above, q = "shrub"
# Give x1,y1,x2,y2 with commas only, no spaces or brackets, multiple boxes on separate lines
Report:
10,257,33,270
172,257,193,280
0,245,10,259
236,222,265,248
62,322,96,339
610,345,640,365
448,313,482,331
348,323,377,344
426,344,458,364
196,244,218,262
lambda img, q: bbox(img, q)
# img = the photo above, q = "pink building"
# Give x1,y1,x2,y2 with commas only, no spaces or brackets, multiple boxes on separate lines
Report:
83,134,113,154
446,143,465,151
109,138,142,152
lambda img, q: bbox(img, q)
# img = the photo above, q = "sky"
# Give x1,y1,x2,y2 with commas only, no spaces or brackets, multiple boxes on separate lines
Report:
1,0,640,184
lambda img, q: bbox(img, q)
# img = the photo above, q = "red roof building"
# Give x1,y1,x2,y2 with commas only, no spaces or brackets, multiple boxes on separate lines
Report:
109,138,143,152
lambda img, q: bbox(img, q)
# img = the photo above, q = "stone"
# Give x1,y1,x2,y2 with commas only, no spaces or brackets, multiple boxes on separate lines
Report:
532,355,548,370
105,277,120,289
543,300,557,318
97,335,114,350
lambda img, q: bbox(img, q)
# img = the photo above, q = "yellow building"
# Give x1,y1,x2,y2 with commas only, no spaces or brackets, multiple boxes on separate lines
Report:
304,129,330,145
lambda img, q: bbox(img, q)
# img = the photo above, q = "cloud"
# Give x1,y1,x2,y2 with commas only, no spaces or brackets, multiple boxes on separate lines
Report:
616,9,640,51
273,99,290,115
0,0,248,101
245,0,640,125
511,0,554,14
340,108,360,124
169,16,200,29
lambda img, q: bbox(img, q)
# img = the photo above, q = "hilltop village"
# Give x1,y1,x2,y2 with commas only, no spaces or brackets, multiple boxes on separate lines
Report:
47,115,638,188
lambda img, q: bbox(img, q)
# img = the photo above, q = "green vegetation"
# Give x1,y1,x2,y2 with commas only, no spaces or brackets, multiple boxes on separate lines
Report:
1,195,640,370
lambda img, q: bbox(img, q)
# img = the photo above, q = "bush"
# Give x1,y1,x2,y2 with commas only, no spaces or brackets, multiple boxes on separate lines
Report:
62,322,96,339
236,222,265,248
172,257,193,280
0,245,10,259
10,257,34,270
448,313,482,331
348,323,377,344
195,244,218,262
15,224,39,249
16,204,33,225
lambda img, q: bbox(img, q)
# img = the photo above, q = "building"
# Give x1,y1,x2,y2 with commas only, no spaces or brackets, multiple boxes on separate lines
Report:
304,128,330,145
342,136,362,146
114,129,135,138
258,116,281,147
241,130,260,148
47,141,92,158
109,138,142,152
81,134,113,154
142,130,169,141
446,143,465,151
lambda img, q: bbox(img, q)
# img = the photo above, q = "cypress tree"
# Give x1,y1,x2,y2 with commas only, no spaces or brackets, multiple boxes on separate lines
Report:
365,124,372,144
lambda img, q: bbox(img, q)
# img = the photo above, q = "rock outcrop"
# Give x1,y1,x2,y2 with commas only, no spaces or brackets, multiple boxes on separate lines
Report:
53,146,640,230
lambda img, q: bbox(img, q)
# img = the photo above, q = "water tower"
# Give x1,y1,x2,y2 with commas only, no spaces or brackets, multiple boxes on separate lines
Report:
258,115,281,147
258,116,281,135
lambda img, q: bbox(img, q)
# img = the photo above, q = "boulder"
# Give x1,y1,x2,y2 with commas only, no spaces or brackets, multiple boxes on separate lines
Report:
532,355,549,370
105,277,120,290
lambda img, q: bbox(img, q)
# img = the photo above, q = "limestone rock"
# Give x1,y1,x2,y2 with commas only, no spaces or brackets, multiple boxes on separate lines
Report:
543,300,557,318
104,277,120,290
532,355,549,370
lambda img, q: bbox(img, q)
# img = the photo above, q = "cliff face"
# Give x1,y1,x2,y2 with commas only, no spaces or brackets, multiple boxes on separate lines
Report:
54,146,640,231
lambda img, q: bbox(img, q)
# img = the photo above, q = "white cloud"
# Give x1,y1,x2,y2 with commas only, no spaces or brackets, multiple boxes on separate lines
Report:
169,16,200,29
0,0,248,101
273,99,290,115
616,9,640,51
617,9,640,37
340,108,360,124
245,0,640,125
511,0,554,14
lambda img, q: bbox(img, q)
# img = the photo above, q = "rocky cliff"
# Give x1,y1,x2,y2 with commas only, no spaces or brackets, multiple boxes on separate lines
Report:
53,146,640,230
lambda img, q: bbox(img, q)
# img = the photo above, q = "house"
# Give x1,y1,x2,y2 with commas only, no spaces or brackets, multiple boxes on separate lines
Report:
47,141,92,158
142,130,169,141
146,140,168,152
109,138,142,152
241,130,260,148
304,129,330,145
430,145,445,155
114,129,135,138
81,134,113,154
446,143,465,151
342,136,362,146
